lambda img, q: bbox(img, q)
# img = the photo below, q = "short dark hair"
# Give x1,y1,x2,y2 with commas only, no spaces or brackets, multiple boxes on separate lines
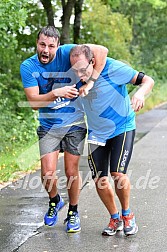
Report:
37,26,60,45
70,45,94,61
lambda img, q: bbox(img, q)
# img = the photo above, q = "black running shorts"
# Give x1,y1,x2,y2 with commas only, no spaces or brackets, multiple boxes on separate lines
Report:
88,130,135,179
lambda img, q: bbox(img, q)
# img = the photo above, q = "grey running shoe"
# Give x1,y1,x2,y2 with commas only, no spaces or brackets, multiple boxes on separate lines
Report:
102,218,123,236
121,212,138,236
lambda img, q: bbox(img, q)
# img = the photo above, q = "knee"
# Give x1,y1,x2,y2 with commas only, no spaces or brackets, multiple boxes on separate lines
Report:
95,176,111,190
65,167,79,179
111,172,129,189
41,170,56,183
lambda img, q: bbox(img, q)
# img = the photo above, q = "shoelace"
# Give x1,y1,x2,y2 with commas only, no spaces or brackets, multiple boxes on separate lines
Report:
64,212,76,224
48,203,56,217
108,218,119,229
122,215,132,228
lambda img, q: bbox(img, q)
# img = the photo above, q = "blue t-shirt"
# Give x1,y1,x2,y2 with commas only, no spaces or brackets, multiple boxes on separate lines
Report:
20,44,85,130
82,58,137,145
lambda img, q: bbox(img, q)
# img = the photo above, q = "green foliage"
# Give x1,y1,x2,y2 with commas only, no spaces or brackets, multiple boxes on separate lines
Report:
106,0,167,81
16,2,47,57
0,1,40,182
0,72,39,182
138,4,167,80
0,0,27,51
0,72,38,152
0,139,39,183
80,0,133,62
101,0,120,9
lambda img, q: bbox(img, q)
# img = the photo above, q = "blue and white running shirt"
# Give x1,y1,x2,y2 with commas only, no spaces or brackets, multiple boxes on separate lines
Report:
20,44,85,129
82,58,138,145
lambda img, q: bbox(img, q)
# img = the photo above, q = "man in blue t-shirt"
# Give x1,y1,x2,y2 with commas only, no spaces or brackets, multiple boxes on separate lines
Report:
70,45,154,236
20,26,108,233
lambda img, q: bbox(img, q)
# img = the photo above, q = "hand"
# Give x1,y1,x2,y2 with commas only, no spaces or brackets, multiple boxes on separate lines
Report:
52,84,79,99
131,93,145,112
79,82,94,97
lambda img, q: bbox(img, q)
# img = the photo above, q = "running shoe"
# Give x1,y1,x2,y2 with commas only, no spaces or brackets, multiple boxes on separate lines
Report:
102,218,123,236
64,211,81,233
44,196,64,226
121,212,138,235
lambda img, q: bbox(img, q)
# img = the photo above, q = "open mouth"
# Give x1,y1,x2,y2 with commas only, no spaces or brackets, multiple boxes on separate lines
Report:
80,77,88,83
41,54,49,62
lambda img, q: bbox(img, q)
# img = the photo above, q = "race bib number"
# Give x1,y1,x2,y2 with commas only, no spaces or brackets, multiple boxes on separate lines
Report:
50,97,70,109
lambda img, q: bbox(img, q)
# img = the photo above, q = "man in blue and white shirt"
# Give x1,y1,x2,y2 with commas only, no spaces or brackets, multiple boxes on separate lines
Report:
70,45,154,236
20,26,108,233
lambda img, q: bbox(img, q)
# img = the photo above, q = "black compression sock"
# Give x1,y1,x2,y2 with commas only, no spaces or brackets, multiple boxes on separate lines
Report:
68,204,78,213
49,194,60,204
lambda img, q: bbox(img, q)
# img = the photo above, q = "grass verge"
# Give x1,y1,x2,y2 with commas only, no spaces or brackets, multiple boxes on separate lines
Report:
0,138,40,184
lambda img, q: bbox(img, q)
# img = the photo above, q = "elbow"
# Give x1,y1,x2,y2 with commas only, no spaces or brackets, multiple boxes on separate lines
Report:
96,45,108,58
144,75,154,92
102,46,108,57
152,79,155,88
150,77,155,91
106,47,109,55
32,107,39,111
29,101,39,110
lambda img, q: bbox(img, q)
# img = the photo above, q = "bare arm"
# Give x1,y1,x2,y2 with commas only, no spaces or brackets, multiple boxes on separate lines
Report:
86,44,108,79
24,85,79,110
79,44,108,96
130,73,154,112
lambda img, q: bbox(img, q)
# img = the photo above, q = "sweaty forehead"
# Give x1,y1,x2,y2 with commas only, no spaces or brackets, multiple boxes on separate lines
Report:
71,53,88,65
71,59,89,69
38,34,58,44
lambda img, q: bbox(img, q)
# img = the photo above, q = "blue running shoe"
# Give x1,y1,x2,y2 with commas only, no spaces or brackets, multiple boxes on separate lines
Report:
121,212,138,236
44,196,64,226
64,211,81,233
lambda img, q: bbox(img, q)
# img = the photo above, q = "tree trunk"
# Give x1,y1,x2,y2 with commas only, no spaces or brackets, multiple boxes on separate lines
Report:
40,0,55,26
60,0,76,44
73,0,84,44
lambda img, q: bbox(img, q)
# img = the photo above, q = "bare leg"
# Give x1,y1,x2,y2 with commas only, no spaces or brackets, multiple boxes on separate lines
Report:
95,176,118,215
111,172,130,210
41,150,60,198
64,151,81,206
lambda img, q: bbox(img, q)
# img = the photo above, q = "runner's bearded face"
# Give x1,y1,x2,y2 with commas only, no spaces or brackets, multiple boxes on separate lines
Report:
36,34,58,64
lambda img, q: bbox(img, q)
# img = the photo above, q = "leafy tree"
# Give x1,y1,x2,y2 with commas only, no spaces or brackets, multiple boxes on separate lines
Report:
40,0,55,26
80,0,133,61
73,0,84,43
0,0,28,114
40,0,84,44
103,0,167,80
60,0,76,43
0,1,38,154
0,1,27,48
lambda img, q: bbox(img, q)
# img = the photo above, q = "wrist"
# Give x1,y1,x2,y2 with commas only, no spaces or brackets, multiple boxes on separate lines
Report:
52,89,59,98
88,76,97,82
84,80,94,91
